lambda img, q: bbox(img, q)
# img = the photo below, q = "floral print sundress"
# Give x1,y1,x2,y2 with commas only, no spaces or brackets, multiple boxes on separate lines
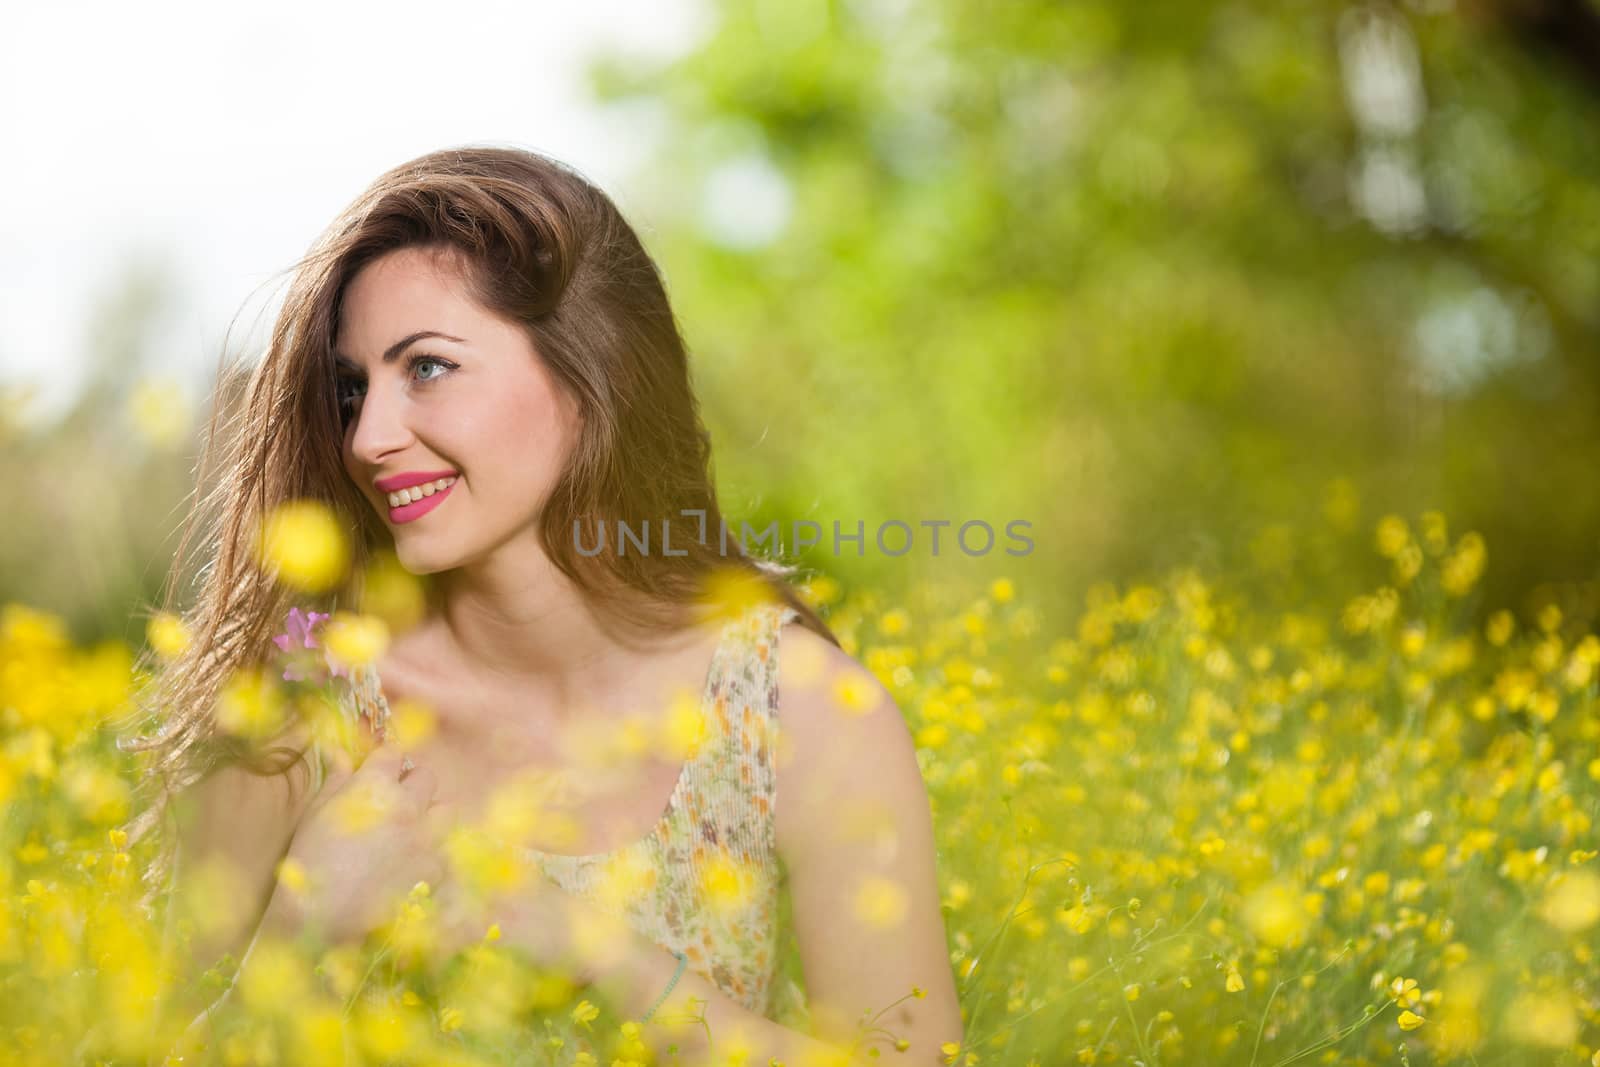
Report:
325,599,810,1029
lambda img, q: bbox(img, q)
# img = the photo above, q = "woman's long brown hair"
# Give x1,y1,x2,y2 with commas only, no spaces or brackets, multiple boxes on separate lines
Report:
115,144,839,917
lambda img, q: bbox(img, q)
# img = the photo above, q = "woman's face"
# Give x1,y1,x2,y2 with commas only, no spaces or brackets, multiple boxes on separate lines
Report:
335,244,578,573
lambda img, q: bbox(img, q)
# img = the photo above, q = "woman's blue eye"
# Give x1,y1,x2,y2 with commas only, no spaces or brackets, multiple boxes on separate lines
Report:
336,354,455,423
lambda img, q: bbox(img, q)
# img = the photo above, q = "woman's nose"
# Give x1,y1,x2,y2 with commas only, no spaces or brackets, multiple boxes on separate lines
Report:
347,385,415,463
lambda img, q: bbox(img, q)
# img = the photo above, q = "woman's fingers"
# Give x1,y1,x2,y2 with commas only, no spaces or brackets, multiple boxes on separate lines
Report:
302,745,435,827
348,746,439,821
418,796,462,845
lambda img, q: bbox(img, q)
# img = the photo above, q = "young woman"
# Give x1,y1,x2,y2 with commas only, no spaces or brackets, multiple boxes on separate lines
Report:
121,146,963,1064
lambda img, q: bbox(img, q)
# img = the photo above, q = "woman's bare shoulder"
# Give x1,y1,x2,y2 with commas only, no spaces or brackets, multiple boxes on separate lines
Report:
772,619,917,862
776,619,880,703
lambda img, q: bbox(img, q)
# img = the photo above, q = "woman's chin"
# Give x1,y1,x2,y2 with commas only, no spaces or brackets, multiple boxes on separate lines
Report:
391,541,461,577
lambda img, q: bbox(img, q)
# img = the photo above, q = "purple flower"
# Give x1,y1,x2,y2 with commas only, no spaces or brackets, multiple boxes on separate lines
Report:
273,607,330,653
272,607,347,683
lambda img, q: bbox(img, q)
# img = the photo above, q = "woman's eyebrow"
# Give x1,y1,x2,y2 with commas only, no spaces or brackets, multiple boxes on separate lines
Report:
333,330,466,371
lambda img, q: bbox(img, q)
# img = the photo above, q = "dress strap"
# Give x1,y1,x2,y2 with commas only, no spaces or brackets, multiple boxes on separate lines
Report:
754,602,802,689
712,601,803,857
342,660,392,742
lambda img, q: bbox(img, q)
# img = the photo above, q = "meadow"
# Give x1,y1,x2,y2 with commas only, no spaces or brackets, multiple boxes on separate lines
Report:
1,500,1596,1065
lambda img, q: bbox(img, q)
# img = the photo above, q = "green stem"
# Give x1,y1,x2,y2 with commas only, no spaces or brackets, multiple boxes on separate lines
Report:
1249,943,1353,1067
952,892,1217,1058
1264,1000,1390,1067
342,936,394,1018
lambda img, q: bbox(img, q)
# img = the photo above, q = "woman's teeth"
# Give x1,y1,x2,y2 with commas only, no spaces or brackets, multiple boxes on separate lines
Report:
388,476,457,507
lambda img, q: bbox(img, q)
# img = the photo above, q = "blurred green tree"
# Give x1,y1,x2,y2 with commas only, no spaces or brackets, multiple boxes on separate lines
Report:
589,0,1600,628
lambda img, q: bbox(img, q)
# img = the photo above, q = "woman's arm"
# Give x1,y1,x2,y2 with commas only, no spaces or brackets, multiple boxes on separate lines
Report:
149,733,320,1056
771,625,967,1064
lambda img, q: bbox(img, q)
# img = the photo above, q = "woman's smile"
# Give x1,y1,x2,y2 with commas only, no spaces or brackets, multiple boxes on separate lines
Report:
388,476,458,524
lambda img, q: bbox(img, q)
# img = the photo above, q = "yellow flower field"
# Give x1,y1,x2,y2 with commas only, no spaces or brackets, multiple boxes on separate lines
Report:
0,507,1596,1065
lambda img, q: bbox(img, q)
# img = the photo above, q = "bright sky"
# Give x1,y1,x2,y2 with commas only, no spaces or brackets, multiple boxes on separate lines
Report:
0,0,709,428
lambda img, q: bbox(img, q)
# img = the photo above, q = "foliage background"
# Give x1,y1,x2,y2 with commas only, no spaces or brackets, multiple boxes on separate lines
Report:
6,1,1600,642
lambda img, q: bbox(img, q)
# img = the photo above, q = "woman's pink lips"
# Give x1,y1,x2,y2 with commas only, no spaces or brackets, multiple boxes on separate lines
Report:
389,480,455,524
375,469,458,493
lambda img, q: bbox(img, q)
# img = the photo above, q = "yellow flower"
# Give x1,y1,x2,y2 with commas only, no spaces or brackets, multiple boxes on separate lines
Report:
1243,878,1311,948
571,999,599,1030
329,777,401,834
1505,990,1579,1047
854,875,909,928
145,612,192,659
256,500,351,593
1058,902,1095,935
832,669,882,717
1375,515,1410,558
1225,964,1245,992
275,857,308,896
1388,977,1421,1009
215,667,288,740
1118,585,1161,623
1393,542,1423,585
803,574,842,607
438,1006,464,1033
698,565,779,621
1419,510,1449,554
591,851,657,914
357,549,427,632
1538,870,1600,933
321,611,390,672
990,578,1015,603
1397,1010,1425,1031
1441,533,1486,596
660,689,711,759
700,852,759,914
388,698,438,749
127,376,192,448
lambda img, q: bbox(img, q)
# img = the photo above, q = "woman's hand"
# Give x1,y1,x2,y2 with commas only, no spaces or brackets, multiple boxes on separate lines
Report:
269,743,444,948
427,859,631,988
